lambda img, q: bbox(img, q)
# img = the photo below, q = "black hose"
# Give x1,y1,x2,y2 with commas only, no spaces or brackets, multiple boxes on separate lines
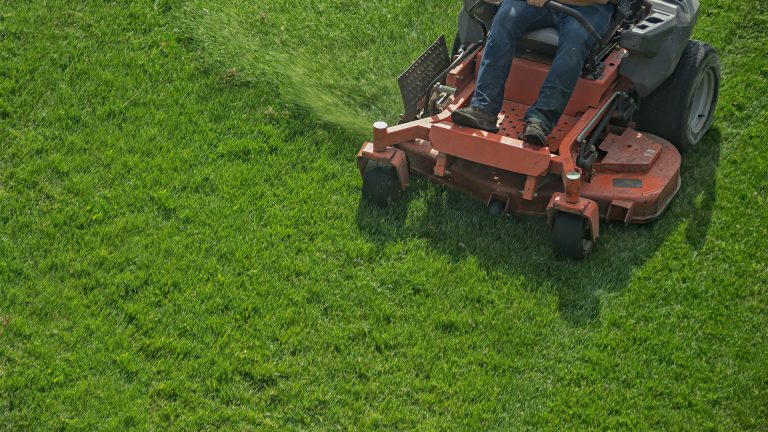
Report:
544,0,605,47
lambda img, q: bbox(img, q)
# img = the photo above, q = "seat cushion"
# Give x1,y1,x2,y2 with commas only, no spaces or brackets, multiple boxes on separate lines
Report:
519,27,560,55
522,27,560,47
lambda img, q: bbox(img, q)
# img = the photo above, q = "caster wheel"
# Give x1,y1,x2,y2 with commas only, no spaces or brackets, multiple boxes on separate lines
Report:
362,161,403,208
488,200,505,216
552,212,594,260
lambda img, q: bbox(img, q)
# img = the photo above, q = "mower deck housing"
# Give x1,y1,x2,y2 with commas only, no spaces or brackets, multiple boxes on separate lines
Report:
358,48,682,232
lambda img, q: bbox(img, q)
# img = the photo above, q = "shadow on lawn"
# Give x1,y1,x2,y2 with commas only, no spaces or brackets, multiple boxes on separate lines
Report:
356,128,721,326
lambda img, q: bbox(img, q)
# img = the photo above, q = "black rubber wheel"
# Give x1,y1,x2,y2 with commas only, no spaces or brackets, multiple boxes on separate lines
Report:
552,212,594,260
488,200,505,216
361,161,402,208
638,40,721,152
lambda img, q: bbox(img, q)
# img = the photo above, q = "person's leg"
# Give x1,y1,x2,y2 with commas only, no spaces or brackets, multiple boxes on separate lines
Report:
471,1,554,117
524,4,614,132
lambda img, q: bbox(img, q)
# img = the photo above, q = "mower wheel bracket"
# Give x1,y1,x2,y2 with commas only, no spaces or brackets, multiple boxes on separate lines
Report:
358,144,410,190
547,194,600,243
523,176,539,201
434,153,449,177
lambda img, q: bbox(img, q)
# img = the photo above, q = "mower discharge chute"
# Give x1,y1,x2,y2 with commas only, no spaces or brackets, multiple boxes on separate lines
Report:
357,0,719,259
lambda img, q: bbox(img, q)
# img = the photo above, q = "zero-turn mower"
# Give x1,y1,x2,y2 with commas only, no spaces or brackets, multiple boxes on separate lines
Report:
357,0,720,258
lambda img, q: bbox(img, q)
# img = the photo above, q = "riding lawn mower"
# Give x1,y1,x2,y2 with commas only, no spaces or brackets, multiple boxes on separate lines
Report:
356,0,720,259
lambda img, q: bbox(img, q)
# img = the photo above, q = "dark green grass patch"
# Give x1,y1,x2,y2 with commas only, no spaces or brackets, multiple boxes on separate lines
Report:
0,0,766,430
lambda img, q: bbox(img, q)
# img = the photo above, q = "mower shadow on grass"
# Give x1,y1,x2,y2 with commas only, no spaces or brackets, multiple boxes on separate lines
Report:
355,128,721,326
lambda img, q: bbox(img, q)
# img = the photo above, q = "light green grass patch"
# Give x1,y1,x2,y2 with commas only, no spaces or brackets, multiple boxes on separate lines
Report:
178,0,460,133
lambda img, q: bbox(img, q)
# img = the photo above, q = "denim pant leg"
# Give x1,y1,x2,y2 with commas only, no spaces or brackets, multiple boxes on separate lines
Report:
525,4,614,131
471,1,554,117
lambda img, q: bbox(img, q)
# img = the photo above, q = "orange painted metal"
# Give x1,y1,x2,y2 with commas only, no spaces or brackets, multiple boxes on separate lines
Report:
445,50,477,92
373,118,431,151
481,50,625,116
372,121,389,151
597,131,662,172
395,135,680,223
606,200,635,224
429,122,552,177
434,153,449,177
550,105,599,160
584,132,681,223
522,176,539,201
564,171,582,203
497,101,579,152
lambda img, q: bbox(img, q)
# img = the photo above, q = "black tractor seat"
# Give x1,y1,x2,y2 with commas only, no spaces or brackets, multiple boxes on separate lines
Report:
519,27,561,56
519,9,623,55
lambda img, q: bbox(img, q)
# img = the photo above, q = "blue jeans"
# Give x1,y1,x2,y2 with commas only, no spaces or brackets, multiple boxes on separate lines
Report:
471,0,614,132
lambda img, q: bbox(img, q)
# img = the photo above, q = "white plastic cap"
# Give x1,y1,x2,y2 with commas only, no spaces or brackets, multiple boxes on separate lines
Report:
566,171,581,181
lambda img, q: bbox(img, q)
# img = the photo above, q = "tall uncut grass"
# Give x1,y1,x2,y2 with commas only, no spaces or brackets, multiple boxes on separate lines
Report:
179,0,459,135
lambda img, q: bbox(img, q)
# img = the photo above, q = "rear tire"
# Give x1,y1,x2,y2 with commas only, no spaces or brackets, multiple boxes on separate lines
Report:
552,212,593,260
638,40,720,152
361,161,402,208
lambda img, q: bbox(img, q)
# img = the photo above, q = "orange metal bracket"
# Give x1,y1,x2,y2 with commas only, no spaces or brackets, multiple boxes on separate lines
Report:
606,200,635,224
546,193,600,242
434,153,449,177
430,123,551,177
357,143,410,190
523,176,539,201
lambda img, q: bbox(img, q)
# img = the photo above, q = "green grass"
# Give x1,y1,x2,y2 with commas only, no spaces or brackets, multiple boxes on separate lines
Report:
1,0,766,430
178,0,462,134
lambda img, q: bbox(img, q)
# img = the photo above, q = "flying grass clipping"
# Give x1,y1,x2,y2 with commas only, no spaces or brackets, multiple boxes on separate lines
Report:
181,0,456,135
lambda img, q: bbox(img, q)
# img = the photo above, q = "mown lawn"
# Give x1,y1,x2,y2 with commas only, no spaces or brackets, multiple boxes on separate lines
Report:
1,0,766,430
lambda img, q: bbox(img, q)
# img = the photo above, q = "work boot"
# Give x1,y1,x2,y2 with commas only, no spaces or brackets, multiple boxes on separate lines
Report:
520,119,548,147
451,106,499,133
